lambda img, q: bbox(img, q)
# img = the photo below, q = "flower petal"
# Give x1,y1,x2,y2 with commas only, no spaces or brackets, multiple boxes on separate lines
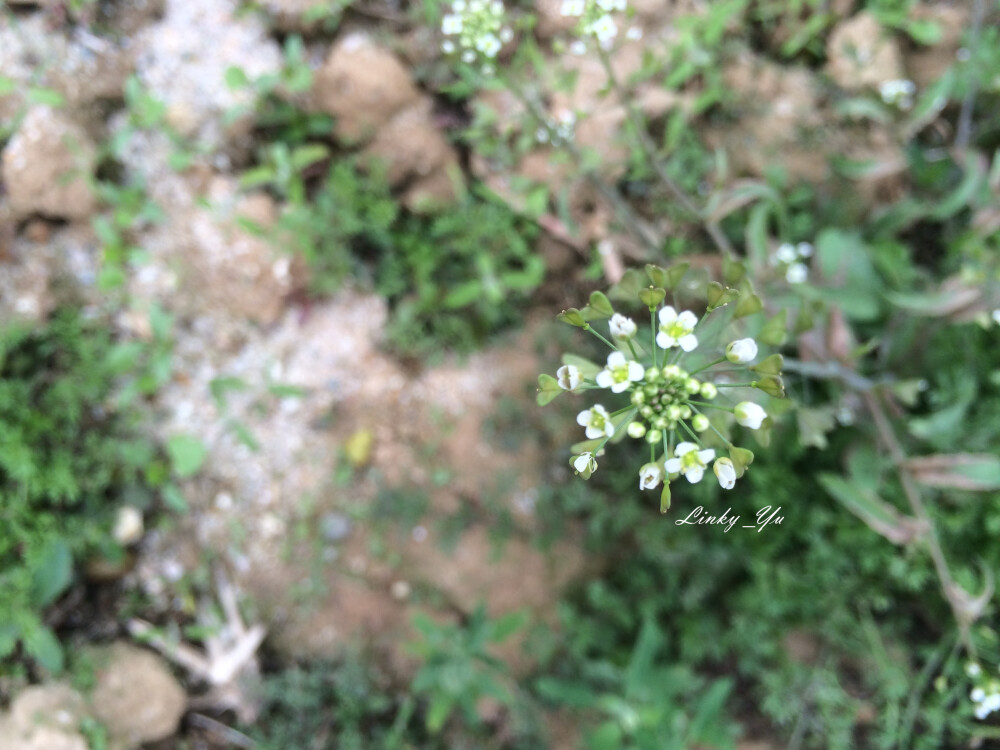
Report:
679,334,698,352
658,306,677,325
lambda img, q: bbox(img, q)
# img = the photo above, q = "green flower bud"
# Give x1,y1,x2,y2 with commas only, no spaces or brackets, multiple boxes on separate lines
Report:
692,414,710,432
631,391,646,406
685,378,701,394
700,382,718,399
660,483,672,513
641,405,654,419
645,429,662,445
645,367,660,383
627,421,647,439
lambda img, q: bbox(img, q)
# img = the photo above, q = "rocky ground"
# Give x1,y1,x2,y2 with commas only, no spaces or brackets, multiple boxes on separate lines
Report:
0,0,972,746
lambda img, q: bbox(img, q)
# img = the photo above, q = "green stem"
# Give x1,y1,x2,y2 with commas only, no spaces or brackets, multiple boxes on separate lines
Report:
688,357,728,376
626,338,639,360
678,419,703,445
689,404,731,445
650,308,658,368
716,382,757,388
594,47,733,255
585,325,619,352
593,407,637,456
687,400,733,412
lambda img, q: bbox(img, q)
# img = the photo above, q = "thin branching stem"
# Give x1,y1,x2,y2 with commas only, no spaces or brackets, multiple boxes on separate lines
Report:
863,389,975,656
595,47,734,255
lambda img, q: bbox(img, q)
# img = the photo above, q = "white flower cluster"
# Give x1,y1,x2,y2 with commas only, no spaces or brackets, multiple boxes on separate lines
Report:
879,79,916,111
774,241,812,285
536,109,577,145
441,0,513,71
968,662,1000,720
555,313,768,494
560,0,627,48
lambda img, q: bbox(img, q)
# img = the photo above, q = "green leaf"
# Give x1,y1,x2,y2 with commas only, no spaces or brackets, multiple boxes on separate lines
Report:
23,624,64,673
224,65,249,90
166,435,207,478
27,87,66,108
489,610,528,643
425,693,455,733
161,483,190,513
929,152,986,220
818,474,923,545
0,623,20,659
442,280,482,309
30,537,72,608
561,354,602,379
904,454,1000,492
290,144,330,172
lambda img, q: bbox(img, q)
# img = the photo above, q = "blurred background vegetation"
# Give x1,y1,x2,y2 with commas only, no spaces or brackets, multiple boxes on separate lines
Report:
1,0,999,748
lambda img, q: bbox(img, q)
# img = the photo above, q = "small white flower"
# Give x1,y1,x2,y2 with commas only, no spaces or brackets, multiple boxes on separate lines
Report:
560,0,585,16
461,49,476,63
609,313,637,340
588,15,618,44
726,338,758,364
992,309,1000,326
570,40,587,55
453,0,467,11
596,351,644,393
573,451,597,474
477,33,502,57
557,364,583,391
577,404,615,439
786,262,808,284
441,14,463,34
625,26,642,40
656,306,698,351
972,687,986,702
665,442,716,484
499,26,514,43
796,242,814,258
713,458,737,489
441,40,456,53
639,462,662,490
775,243,797,264
734,401,767,430
967,663,983,678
